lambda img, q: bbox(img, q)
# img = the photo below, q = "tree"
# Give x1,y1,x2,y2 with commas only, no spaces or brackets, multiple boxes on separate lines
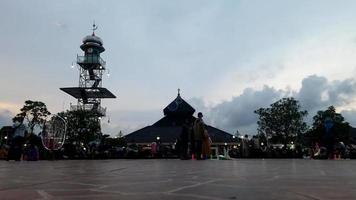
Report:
254,97,308,145
307,106,350,144
115,131,127,147
58,110,101,146
13,100,51,135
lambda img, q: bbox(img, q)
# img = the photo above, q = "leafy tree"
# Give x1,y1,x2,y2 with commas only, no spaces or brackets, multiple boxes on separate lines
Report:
13,100,51,135
115,131,127,147
254,97,308,145
307,106,350,144
58,110,101,146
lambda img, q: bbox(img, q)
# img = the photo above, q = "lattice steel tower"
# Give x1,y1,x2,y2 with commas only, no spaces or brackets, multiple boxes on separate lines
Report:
61,24,116,120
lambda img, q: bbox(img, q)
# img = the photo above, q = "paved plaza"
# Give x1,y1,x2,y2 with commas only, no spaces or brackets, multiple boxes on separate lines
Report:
0,159,356,200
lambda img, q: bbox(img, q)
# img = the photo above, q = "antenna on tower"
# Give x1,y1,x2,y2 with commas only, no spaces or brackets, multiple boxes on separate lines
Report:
92,21,98,35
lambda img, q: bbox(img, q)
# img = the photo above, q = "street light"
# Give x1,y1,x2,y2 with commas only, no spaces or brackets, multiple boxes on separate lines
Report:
156,136,160,141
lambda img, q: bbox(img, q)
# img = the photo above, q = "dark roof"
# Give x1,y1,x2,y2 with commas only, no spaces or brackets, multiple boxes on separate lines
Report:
153,115,195,127
60,87,116,99
206,125,234,143
125,124,234,144
125,92,234,144
163,94,195,116
125,126,181,144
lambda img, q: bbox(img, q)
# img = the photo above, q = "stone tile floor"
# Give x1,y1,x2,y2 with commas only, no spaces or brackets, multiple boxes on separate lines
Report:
0,159,356,199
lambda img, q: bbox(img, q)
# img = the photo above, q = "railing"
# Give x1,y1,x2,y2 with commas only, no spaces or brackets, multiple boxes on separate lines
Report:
77,55,106,67
70,104,106,116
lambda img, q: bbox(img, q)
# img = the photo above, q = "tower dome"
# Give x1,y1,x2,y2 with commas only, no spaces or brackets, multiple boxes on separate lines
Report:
80,32,105,53
82,34,103,46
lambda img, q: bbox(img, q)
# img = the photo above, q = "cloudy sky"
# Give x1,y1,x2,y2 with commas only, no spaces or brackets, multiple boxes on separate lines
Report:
2,0,356,136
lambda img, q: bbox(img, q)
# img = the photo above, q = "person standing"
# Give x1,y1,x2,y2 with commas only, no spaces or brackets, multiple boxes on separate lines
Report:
151,142,157,158
242,134,250,158
193,112,205,160
179,118,190,160
7,121,26,161
202,129,212,160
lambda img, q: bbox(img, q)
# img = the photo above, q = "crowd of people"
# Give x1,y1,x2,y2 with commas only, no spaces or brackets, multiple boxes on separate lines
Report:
2,111,356,160
176,112,212,160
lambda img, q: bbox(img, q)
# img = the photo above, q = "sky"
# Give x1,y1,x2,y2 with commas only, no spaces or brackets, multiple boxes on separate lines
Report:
2,1,356,136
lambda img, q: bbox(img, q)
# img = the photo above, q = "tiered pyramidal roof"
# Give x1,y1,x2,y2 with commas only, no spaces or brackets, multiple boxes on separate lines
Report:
125,91,234,144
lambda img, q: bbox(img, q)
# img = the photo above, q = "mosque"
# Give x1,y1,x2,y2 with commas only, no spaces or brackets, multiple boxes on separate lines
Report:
124,90,238,156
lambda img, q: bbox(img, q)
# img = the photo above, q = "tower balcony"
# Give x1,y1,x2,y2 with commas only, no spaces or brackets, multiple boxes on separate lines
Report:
70,104,106,117
77,55,106,69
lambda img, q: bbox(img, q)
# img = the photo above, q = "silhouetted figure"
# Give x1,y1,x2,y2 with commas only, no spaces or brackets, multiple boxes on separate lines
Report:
7,122,26,161
202,129,211,159
25,144,39,161
242,135,249,158
179,118,190,159
322,118,335,159
151,142,157,158
193,112,205,160
189,126,195,159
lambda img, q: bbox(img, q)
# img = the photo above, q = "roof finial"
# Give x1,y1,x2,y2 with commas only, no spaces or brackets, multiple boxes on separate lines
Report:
178,88,181,96
92,20,98,36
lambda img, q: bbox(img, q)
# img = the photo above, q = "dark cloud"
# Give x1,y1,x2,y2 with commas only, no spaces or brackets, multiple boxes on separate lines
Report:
328,78,356,106
298,75,356,123
101,75,356,136
297,75,328,110
205,75,356,134
209,86,285,133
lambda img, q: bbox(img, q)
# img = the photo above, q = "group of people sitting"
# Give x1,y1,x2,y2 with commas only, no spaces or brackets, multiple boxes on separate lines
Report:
6,136,39,161
177,112,212,160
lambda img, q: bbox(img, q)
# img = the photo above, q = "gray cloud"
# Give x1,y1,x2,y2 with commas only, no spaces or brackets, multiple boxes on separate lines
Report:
297,75,328,110
205,75,356,135
298,76,356,123
328,78,356,106
209,86,285,134
100,75,356,136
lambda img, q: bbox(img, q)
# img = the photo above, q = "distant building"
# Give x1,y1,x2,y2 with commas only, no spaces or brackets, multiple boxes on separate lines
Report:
125,91,237,155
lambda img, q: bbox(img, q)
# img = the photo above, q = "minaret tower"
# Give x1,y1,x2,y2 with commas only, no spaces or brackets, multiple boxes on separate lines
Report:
61,24,116,125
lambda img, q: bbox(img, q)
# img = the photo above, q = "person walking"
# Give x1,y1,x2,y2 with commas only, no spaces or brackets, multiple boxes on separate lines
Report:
193,112,205,160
